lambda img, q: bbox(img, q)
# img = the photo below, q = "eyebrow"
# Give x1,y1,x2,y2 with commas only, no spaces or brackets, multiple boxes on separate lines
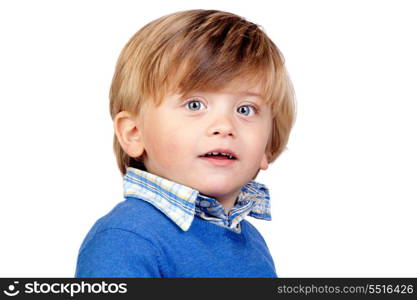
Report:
179,90,264,100
237,91,263,98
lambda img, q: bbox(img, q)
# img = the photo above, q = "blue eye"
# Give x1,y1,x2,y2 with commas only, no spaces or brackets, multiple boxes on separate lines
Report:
237,105,256,116
186,100,205,111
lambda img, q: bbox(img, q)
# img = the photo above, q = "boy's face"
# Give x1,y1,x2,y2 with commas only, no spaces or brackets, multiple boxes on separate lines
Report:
138,83,272,207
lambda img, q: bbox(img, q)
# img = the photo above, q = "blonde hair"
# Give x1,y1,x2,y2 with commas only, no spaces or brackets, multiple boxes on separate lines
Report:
109,9,296,175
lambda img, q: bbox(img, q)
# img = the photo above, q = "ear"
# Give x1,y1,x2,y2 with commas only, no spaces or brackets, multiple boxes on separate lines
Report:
113,111,145,158
259,152,269,171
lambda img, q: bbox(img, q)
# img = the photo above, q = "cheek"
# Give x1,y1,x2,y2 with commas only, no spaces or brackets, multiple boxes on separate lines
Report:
248,143,268,165
144,121,191,168
244,124,271,160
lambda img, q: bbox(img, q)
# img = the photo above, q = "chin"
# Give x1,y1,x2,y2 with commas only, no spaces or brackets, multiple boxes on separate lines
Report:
196,180,241,198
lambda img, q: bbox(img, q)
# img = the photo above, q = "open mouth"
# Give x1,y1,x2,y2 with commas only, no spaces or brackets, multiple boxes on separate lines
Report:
199,151,237,160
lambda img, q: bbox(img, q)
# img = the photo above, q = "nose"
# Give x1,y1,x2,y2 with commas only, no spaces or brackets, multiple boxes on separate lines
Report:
207,113,236,138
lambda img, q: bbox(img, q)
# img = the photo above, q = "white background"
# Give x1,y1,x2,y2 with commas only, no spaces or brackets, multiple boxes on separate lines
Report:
1,0,416,277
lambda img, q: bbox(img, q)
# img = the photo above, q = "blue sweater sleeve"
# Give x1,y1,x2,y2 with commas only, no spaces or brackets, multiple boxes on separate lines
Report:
75,228,162,278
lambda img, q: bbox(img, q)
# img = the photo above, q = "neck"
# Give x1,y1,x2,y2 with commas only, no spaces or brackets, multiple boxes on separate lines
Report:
214,191,241,214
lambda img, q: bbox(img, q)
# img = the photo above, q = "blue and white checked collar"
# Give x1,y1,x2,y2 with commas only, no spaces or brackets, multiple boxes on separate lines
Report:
123,167,271,232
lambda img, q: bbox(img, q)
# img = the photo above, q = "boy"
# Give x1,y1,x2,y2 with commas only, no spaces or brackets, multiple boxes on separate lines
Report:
75,9,295,278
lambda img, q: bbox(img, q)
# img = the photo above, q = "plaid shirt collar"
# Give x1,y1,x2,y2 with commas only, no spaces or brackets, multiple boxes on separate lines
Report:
123,167,271,232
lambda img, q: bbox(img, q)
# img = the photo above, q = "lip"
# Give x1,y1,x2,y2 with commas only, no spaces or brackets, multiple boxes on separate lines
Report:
198,148,238,167
199,156,237,167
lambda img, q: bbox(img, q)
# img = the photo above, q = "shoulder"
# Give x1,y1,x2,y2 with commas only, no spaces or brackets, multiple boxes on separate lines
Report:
97,197,176,231
241,219,276,273
241,219,261,234
75,198,177,277
241,219,269,246
78,197,180,254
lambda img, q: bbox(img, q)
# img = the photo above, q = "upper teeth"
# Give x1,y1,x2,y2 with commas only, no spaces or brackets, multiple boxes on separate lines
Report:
205,152,235,159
